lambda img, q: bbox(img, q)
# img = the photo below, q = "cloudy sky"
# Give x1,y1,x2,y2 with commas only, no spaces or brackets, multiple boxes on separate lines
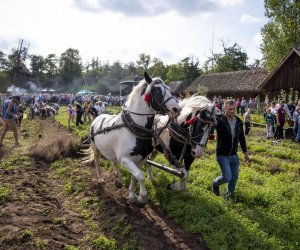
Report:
0,0,266,66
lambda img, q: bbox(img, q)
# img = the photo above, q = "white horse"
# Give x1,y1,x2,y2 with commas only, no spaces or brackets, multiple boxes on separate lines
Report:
83,72,181,205
147,96,220,191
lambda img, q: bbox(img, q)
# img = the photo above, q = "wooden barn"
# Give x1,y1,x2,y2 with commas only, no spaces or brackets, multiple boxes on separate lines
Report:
186,69,268,98
258,48,300,97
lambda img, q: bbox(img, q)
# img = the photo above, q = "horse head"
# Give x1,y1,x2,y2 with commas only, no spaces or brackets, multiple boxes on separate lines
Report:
144,72,180,118
179,96,220,158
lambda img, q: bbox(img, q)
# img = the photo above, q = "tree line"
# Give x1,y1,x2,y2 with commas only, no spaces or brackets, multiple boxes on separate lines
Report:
0,0,299,93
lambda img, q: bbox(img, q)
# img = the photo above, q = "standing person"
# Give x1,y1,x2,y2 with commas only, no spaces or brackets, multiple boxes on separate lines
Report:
294,106,300,143
243,108,251,135
211,99,249,198
274,100,287,141
74,102,84,127
0,96,21,147
265,108,276,139
66,104,75,127
240,97,247,115
236,98,241,115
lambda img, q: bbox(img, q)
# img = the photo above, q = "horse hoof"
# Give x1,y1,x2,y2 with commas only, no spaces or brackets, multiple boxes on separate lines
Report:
98,177,105,184
129,194,137,204
114,180,122,188
137,195,147,207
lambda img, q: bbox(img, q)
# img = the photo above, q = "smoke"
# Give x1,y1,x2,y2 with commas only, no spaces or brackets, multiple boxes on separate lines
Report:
26,80,42,93
7,84,28,94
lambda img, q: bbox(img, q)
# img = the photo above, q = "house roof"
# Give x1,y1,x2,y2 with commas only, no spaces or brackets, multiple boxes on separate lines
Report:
186,69,268,94
258,47,300,90
120,75,143,84
168,81,186,93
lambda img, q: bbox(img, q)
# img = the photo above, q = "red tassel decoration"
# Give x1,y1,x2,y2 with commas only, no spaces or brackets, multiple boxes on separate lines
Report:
185,116,196,125
144,94,151,103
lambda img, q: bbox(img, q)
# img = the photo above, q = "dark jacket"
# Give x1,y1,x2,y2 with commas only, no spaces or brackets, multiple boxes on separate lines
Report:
215,114,247,156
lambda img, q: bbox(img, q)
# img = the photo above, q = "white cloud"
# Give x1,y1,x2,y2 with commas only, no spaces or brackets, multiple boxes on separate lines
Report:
219,0,244,6
240,14,262,23
72,0,219,17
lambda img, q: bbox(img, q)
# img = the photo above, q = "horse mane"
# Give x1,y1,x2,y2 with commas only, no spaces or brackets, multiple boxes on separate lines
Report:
125,79,147,108
179,96,212,119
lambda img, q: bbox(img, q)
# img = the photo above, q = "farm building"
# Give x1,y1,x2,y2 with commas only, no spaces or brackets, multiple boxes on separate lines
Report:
186,69,268,98
9,62,31,88
258,48,300,97
168,80,187,96
110,75,143,96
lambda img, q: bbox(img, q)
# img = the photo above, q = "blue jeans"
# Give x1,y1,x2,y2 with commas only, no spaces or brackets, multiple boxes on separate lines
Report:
214,155,240,193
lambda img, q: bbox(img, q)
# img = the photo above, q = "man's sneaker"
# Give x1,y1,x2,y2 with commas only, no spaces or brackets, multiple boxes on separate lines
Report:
225,191,234,200
211,181,220,196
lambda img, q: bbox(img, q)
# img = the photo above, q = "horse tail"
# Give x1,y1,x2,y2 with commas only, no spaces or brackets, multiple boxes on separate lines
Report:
81,145,95,164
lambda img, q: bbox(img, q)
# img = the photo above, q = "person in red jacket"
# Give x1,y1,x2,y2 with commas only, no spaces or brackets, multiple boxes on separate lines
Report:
274,100,287,140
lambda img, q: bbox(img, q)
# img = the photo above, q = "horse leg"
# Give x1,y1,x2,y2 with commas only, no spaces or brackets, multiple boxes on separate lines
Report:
128,175,137,202
168,170,189,191
92,144,104,184
121,157,147,205
146,163,154,181
112,161,122,188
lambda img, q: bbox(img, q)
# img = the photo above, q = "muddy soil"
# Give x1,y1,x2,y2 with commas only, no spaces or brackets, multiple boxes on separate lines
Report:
0,117,207,250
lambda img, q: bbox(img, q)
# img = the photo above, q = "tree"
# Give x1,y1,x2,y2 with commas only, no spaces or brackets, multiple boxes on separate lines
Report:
59,48,83,86
181,57,201,84
149,57,167,79
0,51,8,70
166,64,185,83
44,54,59,79
203,41,249,73
7,47,28,69
30,55,45,77
136,53,151,71
261,0,300,70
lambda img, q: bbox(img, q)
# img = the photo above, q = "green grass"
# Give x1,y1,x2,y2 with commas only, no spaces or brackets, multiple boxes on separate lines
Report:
143,127,300,250
0,185,12,205
54,107,300,249
55,106,122,139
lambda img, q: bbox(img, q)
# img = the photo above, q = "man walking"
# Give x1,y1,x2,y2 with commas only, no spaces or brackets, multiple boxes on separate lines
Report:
212,99,249,198
0,96,21,147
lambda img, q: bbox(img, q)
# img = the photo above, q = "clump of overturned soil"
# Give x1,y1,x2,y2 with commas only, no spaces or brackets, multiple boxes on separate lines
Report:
27,118,81,162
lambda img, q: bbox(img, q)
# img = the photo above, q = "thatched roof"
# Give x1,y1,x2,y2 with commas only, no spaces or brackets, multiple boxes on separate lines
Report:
186,69,268,95
168,81,186,94
120,75,143,84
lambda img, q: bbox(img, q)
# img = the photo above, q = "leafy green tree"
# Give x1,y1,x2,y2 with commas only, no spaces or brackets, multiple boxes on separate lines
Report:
261,0,300,70
203,42,249,73
166,63,185,83
136,53,151,71
59,48,83,85
0,51,8,70
7,47,28,69
124,62,137,76
30,55,45,77
149,57,168,79
181,57,201,84
44,54,59,79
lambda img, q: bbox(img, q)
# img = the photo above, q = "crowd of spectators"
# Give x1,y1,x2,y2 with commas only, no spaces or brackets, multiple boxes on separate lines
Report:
1,92,300,144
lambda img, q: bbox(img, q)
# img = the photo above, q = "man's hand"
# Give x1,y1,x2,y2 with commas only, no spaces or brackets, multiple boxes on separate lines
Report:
244,152,250,162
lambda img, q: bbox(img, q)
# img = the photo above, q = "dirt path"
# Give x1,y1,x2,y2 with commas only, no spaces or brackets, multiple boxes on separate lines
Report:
0,117,207,250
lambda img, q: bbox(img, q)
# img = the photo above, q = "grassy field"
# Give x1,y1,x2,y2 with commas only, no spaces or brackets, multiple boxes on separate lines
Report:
55,108,300,250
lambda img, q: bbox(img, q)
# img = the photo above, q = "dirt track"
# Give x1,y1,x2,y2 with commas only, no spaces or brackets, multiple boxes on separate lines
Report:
0,117,207,249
